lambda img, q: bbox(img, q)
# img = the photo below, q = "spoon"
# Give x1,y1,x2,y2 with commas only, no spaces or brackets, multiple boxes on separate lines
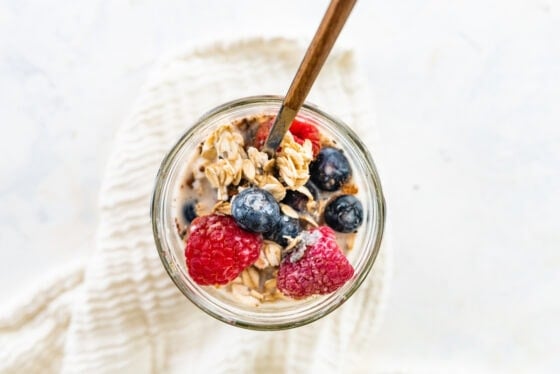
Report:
262,0,357,156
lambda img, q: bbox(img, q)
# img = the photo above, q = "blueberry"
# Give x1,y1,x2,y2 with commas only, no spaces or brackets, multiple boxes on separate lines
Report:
309,147,352,191
324,195,363,233
282,181,321,212
265,215,301,246
282,190,308,212
231,188,281,233
182,199,198,223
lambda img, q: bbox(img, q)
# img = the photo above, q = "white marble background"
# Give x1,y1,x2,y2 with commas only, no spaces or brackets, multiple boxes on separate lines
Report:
0,0,558,372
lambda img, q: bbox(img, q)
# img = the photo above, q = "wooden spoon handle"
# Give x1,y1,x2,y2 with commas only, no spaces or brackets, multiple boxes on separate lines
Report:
285,0,357,110
263,0,357,155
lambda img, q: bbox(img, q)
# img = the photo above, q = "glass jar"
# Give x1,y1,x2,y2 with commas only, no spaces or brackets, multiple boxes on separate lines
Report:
151,96,385,330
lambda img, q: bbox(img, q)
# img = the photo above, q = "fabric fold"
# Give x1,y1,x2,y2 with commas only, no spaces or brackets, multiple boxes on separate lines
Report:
0,37,389,374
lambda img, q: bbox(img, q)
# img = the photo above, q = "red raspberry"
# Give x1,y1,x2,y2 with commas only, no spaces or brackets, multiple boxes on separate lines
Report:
185,214,262,285
253,118,273,150
253,118,321,156
277,226,354,299
289,119,321,156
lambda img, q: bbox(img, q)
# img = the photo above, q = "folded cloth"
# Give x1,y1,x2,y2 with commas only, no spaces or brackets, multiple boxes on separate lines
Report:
0,37,389,374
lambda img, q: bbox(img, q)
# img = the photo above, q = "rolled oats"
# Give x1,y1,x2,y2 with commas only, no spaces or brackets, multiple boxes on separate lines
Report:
241,269,256,289
253,250,270,270
280,203,299,219
264,241,282,267
195,202,210,217
212,201,231,215
296,185,314,200
201,125,247,200
264,278,277,292
232,293,260,307
346,233,356,251
250,289,264,301
242,159,256,181
283,236,303,255
300,213,319,228
247,267,260,289
231,283,250,296
276,133,313,189
247,147,270,171
256,174,286,201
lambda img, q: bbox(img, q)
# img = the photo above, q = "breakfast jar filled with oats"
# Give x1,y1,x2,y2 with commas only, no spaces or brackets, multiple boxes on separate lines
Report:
152,96,385,330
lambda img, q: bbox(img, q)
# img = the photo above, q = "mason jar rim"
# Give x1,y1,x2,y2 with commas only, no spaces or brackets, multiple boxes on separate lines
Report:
151,95,386,330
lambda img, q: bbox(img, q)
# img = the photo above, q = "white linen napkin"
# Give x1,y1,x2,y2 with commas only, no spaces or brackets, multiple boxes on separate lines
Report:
0,37,389,374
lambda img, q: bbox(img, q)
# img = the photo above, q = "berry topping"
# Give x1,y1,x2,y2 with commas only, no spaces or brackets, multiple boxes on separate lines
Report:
289,119,321,156
264,215,301,246
182,199,198,223
324,195,364,233
282,190,308,212
253,118,320,156
185,214,262,285
281,181,320,212
253,119,273,150
231,187,281,233
277,226,354,299
309,147,352,191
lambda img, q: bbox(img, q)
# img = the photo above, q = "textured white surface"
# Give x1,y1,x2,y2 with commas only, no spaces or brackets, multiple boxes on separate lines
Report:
0,38,387,374
0,0,558,373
